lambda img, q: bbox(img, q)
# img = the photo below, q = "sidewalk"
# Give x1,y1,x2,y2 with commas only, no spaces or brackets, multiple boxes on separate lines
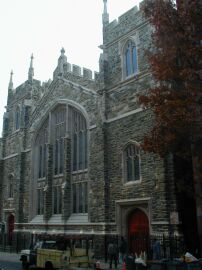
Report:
98,260,123,270
0,251,19,262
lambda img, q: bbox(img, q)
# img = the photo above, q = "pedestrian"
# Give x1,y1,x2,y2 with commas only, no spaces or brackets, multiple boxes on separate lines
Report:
108,241,118,269
152,238,161,260
119,237,127,263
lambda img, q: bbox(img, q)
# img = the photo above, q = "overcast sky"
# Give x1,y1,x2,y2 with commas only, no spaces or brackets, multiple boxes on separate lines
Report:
0,0,141,134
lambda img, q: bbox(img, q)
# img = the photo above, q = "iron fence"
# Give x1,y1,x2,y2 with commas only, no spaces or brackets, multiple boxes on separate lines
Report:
104,234,186,261
0,231,31,253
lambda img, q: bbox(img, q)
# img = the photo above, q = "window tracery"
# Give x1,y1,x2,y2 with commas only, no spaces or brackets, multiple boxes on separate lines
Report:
15,107,20,130
8,174,14,198
34,104,88,217
124,40,138,77
124,143,141,182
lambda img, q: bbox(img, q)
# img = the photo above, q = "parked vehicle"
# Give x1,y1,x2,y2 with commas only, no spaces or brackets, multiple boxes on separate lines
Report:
20,237,94,270
20,240,57,269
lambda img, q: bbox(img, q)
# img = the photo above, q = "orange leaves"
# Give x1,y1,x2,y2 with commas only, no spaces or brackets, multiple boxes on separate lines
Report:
138,0,201,156
139,0,202,155
140,0,202,158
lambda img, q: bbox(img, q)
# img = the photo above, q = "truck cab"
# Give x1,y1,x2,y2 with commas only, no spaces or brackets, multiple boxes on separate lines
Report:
20,240,57,269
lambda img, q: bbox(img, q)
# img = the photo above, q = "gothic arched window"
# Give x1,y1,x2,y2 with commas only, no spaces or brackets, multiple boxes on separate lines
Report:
8,174,14,198
33,103,88,218
124,40,138,77
124,143,141,182
15,107,20,130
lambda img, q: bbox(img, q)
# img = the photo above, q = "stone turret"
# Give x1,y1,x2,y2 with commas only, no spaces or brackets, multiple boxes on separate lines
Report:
7,70,14,105
28,54,34,82
8,70,14,91
102,0,109,26
53,48,70,78
58,48,68,76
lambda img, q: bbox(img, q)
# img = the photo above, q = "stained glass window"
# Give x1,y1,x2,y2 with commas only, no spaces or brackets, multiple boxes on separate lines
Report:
125,144,141,181
124,40,138,77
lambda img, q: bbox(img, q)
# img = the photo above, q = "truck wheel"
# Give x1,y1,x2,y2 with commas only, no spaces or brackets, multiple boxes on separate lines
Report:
22,261,29,270
45,261,53,270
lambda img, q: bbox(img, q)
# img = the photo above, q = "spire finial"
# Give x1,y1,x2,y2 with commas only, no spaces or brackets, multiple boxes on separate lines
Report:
103,0,107,14
57,48,67,76
8,70,14,90
28,53,34,82
102,0,109,26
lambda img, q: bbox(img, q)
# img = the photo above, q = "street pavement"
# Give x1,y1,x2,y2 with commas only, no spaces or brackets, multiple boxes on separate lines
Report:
0,251,21,270
0,251,123,270
0,251,20,262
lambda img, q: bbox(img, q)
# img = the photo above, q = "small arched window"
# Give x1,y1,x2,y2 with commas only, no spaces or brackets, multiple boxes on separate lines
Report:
8,174,14,198
124,143,141,182
15,107,20,130
24,106,30,127
124,40,138,77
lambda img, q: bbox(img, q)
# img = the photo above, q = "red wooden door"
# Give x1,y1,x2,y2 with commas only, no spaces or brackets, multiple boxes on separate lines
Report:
128,209,149,255
7,214,14,244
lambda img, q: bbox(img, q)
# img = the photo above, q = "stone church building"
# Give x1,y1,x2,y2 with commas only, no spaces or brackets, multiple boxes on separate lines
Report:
0,0,201,257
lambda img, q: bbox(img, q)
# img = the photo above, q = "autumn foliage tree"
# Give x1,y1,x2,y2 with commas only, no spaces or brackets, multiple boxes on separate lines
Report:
139,0,202,157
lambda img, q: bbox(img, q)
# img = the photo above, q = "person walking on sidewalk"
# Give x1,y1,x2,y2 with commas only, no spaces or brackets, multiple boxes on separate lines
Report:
119,236,127,263
108,241,118,269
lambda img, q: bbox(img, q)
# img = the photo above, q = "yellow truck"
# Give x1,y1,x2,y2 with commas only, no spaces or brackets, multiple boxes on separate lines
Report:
20,239,95,270
37,247,94,270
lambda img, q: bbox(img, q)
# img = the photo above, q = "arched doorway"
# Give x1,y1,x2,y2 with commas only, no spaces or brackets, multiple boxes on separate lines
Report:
7,214,15,245
128,209,149,255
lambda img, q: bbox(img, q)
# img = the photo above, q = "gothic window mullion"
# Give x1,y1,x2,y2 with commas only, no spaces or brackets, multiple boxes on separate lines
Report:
76,184,79,213
132,45,138,74
39,145,42,178
59,138,64,174
57,139,60,175
84,130,87,169
79,183,82,213
43,144,47,177
131,146,135,181
130,45,133,76
73,133,78,171
59,186,62,214
84,182,88,213
54,140,58,175
53,186,57,214
79,131,83,170
40,145,43,178
37,189,40,215
41,189,43,214
73,184,77,213
77,132,79,171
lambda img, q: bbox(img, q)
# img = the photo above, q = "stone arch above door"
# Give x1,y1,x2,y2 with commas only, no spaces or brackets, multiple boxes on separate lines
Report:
115,198,151,240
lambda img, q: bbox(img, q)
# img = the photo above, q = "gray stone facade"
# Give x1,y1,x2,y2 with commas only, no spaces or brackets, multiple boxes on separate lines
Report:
0,1,186,257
